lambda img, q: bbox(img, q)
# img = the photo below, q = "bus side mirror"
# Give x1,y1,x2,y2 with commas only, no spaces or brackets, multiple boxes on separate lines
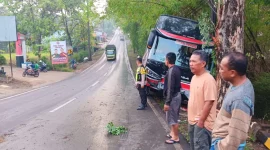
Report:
147,29,156,49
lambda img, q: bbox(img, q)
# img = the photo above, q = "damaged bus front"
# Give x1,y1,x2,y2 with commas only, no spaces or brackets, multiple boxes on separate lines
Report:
143,15,214,104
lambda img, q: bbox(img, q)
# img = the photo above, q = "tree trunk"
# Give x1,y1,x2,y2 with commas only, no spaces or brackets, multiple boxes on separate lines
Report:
62,9,73,46
215,0,245,107
38,33,42,60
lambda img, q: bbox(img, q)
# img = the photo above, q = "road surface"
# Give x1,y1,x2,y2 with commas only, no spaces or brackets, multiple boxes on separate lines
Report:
0,30,176,150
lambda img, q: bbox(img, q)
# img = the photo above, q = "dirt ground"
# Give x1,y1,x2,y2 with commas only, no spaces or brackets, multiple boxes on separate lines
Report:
0,49,105,99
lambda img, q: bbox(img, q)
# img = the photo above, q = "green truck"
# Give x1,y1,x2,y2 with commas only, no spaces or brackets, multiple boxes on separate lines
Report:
105,44,117,61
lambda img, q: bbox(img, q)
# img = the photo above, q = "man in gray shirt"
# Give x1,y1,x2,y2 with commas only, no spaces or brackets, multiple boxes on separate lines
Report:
211,52,255,150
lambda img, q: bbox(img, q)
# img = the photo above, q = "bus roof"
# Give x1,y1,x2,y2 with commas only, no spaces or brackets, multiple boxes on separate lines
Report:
105,44,116,50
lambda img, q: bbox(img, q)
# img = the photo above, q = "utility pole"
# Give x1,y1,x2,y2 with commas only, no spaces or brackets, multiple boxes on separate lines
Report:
8,42,13,78
87,0,92,61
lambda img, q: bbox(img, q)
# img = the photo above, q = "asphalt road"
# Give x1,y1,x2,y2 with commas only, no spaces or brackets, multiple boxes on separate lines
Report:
0,30,176,150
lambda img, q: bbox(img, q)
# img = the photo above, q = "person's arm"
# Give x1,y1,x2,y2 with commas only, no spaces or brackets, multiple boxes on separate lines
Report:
197,77,217,127
165,68,175,106
217,99,252,149
197,101,214,127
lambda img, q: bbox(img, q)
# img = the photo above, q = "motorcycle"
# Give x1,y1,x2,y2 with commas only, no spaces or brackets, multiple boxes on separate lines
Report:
22,67,39,77
70,63,77,69
70,59,77,70
39,65,48,72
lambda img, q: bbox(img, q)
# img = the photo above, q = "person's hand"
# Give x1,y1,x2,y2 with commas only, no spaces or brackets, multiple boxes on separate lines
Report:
164,104,170,111
135,84,139,89
197,120,204,128
141,85,144,88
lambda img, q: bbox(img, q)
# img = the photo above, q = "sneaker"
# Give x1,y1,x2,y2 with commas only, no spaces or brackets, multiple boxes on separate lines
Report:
137,105,145,110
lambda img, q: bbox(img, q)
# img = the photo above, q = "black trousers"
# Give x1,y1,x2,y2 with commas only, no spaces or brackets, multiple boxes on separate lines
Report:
137,85,147,105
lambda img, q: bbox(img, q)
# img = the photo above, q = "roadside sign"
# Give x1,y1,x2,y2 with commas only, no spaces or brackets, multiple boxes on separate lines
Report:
68,49,73,56
50,41,68,64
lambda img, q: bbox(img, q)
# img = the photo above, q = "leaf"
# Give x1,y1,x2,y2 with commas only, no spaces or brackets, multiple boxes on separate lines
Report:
106,122,127,136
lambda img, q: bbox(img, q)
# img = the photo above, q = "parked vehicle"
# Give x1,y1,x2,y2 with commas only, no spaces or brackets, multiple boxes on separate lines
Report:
120,35,124,41
105,44,117,61
70,59,77,69
22,66,39,77
39,60,48,72
39,66,48,72
143,15,214,104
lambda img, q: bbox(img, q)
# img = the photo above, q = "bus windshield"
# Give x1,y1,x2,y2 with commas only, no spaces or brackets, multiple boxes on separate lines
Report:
148,36,213,69
107,50,115,55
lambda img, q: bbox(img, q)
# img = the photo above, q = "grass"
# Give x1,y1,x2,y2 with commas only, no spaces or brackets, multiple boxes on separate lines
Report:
127,44,138,76
2,52,50,64
179,119,189,142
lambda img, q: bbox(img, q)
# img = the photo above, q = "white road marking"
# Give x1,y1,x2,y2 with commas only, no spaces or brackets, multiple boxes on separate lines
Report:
107,64,116,76
49,98,77,113
96,64,106,72
103,72,108,77
91,81,99,87
0,86,49,101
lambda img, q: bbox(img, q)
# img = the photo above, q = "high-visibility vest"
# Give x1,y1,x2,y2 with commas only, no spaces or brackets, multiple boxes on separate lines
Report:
136,65,146,82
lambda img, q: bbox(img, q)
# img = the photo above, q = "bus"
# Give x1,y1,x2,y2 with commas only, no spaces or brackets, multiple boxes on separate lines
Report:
105,44,117,61
143,15,214,104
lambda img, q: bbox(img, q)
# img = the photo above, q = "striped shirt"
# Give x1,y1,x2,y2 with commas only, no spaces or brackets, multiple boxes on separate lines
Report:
212,79,255,150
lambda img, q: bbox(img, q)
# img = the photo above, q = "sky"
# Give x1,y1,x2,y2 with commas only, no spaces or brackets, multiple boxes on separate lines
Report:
93,0,107,16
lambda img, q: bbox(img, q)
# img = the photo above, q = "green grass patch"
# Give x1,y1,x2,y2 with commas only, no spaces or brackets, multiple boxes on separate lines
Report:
53,64,72,72
127,44,138,76
2,52,50,64
179,119,189,142
106,122,127,136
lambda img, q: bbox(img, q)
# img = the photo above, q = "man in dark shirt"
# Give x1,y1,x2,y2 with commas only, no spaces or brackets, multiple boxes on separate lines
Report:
163,52,182,144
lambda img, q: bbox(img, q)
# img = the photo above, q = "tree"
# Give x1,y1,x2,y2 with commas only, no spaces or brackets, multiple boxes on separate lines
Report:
213,0,245,105
2,0,59,59
107,0,209,55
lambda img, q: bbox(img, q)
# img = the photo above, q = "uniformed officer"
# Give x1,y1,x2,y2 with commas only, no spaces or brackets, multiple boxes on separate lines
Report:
135,56,147,110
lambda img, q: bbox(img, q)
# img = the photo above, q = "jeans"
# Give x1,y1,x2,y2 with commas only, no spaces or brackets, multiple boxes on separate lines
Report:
210,138,246,150
188,124,212,150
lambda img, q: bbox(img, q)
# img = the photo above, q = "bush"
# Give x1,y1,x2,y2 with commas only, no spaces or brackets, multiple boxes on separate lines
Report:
253,73,270,120
0,55,7,65
41,56,49,63
0,50,5,54
52,64,72,72
29,58,38,63
73,50,89,63
46,62,53,71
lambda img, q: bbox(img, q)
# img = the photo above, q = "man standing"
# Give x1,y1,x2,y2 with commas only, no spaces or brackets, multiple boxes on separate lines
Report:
188,50,217,150
211,52,254,150
163,52,182,144
135,57,147,110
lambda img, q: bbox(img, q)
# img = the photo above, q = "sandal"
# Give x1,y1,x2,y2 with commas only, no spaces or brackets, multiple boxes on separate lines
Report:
166,134,172,138
165,139,180,144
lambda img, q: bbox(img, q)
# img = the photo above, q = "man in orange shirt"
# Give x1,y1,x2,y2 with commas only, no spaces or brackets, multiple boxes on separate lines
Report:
188,50,217,150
